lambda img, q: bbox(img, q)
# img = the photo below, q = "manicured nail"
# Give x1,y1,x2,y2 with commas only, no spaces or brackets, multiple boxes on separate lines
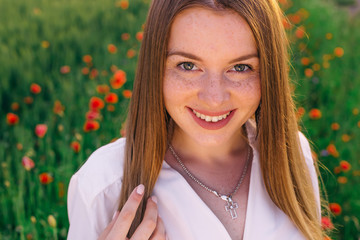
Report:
151,195,158,204
136,184,145,195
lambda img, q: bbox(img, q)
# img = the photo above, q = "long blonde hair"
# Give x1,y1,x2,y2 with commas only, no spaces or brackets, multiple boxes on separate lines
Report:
119,0,326,238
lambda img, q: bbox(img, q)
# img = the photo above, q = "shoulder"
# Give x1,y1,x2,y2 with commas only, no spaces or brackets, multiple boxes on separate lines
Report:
69,137,126,207
297,131,314,168
297,131,321,216
67,138,126,238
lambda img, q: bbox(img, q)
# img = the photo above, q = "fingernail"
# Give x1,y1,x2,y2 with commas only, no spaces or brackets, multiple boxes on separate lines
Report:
151,195,158,204
136,184,145,195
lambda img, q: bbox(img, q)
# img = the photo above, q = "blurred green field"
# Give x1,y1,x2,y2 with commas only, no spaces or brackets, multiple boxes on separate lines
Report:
0,0,359,239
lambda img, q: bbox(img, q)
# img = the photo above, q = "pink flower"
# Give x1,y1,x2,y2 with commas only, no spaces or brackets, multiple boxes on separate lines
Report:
35,124,48,138
60,65,71,74
321,216,334,230
22,156,35,171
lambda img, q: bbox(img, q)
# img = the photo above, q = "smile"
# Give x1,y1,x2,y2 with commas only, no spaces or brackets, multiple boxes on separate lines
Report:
192,109,231,122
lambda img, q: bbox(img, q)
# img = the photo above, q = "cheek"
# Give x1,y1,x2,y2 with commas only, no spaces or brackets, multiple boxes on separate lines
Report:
164,68,197,90
163,69,197,101
229,75,261,99
163,69,193,113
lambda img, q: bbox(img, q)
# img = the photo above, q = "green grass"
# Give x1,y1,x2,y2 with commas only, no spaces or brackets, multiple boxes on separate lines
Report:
0,0,359,239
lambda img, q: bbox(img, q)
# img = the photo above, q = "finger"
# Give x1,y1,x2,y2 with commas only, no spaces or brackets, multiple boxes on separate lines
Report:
107,184,145,239
130,196,158,239
149,216,166,240
98,211,120,240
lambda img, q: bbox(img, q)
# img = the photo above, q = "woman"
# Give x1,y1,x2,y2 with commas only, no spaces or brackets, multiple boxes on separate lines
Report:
67,0,327,239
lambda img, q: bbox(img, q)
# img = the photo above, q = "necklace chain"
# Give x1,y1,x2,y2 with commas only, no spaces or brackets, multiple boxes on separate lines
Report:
168,144,251,200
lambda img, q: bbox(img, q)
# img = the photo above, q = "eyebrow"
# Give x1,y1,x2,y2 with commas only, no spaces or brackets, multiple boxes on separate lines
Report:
167,51,259,63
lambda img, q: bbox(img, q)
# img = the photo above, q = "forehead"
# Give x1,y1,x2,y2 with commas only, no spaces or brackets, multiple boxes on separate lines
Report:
167,7,257,58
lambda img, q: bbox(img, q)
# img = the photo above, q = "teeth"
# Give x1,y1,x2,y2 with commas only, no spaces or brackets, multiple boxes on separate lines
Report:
192,109,231,122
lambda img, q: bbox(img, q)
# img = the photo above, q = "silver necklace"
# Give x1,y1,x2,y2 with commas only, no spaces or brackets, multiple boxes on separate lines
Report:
168,144,251,220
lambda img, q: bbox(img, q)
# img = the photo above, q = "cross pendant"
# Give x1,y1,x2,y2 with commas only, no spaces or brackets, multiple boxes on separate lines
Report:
225,199,239,219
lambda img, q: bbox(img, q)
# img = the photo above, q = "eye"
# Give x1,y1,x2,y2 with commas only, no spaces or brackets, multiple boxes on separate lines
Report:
178,62,199,71
231,64,251,72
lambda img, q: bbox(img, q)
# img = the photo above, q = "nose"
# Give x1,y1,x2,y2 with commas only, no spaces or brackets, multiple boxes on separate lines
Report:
197,72,230,108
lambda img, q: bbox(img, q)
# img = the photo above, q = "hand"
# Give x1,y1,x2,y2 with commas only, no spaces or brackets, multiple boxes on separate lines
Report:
98,184,166,240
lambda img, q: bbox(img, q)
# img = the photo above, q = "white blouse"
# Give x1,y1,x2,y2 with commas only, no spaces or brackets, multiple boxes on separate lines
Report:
67,119,320,240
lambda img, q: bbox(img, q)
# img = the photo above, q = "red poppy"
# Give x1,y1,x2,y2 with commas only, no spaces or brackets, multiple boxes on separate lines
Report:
6,113,19,125
22,156,35,171
304,68,313,78
82,67,89,75
119,0,129,9
11,102,20,111
295,107,305,119
321,216,334,230
341,134,350,142
301,57,310,66
295,26,306,39
30,83,42,94
110,65,118,73
35,124,48,138
309,108,321,119
107,105,115,112
89,69,99,79
329,203,342,215
108,44,117,54
83,120,100,132
39,173,53,184
89,97,104,111
105,93,118,104
123,90,132,98
136,32,143,41
337,176,347,184
334,166,342,174
86,110,101,120
334,47,344,58
312,63,321,71
327,144,339,157
96,85,110,94
24,96,34,105
282,18,292,30
70,141,81,153
110,70,127,89
82,55,92,64
17,143,23,150
60,65,71,74
53,100,65,116
340,160,351,172
127,49,136,58
288,14,301,24
121,33,130,41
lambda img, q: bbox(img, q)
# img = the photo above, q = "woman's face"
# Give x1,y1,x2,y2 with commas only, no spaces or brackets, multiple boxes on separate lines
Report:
164,7,261,148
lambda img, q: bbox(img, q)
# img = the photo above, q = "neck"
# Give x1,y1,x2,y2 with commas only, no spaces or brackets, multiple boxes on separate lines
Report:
168,127,249,171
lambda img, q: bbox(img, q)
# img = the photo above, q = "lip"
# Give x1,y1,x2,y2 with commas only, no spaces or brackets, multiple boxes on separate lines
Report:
187,107,235,130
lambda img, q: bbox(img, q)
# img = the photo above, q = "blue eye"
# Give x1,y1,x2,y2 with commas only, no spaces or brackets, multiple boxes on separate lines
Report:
233,64,251,72
178,62,198,71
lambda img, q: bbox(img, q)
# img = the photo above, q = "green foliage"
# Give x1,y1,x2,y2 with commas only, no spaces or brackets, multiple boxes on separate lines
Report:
0,0,359,239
